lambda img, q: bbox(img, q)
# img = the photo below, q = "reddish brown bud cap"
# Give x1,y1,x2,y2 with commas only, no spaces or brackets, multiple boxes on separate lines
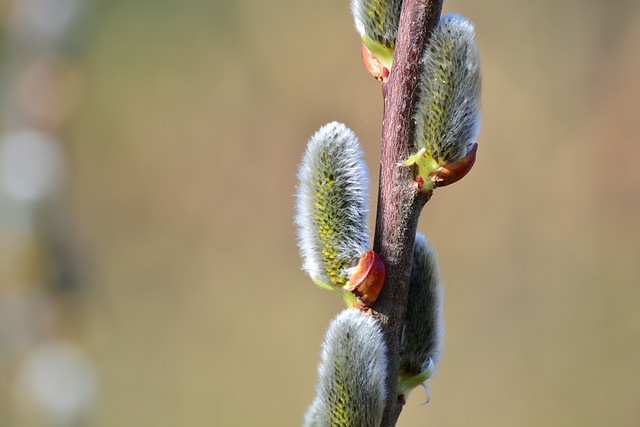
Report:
348,250,386,308
429,143,477,188
360,43,390,82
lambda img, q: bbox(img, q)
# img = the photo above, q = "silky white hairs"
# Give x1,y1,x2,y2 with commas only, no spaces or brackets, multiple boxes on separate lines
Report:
350,0,402,70
398,233,444,396
350,0,402,49
304,310,387,427
413,13,481,166
295,122,370,289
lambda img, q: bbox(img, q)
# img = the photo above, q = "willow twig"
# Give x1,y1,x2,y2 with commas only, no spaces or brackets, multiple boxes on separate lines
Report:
370,1,444,425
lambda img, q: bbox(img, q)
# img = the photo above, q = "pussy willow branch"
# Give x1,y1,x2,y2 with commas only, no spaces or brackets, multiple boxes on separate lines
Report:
370,0,443,425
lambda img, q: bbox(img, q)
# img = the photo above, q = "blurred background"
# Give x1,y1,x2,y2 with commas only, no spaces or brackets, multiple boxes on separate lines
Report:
0,0,638,426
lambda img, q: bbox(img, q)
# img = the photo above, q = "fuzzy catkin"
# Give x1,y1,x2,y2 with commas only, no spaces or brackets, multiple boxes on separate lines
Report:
350,0,402,70
304,310,387,427
413,13,481,166
398,233,444,390
295,122,370,288
350,0,402,50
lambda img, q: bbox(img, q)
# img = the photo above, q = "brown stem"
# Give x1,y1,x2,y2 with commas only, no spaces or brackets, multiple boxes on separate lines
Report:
370,0,443,425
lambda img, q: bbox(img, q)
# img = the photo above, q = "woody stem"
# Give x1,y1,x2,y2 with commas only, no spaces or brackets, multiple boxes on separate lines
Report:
370,0,443,425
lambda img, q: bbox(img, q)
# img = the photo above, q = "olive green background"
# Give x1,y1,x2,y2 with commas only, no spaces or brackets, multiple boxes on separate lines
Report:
16,0,640,425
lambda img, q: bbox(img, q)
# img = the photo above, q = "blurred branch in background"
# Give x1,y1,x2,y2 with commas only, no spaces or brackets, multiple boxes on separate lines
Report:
0,1,97,426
